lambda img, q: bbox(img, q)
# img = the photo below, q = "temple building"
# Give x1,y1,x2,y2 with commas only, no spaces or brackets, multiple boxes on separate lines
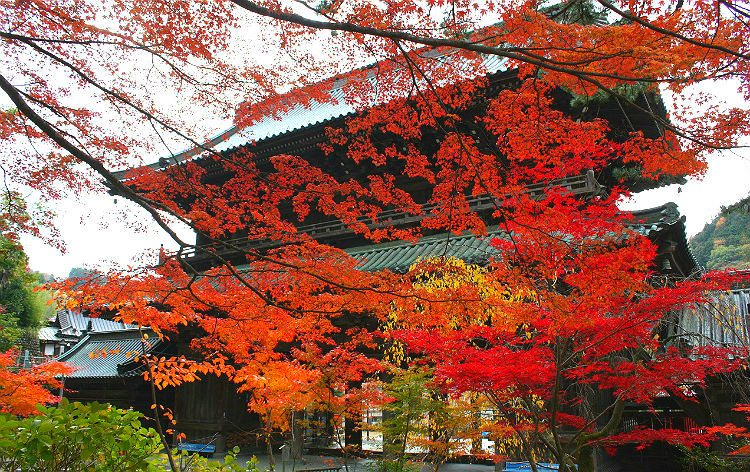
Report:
99,50,750,466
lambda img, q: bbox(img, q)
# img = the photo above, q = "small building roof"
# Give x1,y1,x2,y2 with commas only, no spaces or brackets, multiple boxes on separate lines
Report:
56,310,138,335
38,326,61,342
627,201,682,236
56,329,158,379
628,202,699,277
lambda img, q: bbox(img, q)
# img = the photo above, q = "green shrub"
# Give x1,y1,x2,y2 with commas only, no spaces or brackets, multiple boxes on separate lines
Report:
0,398,162,471
366,458,421,472
679,446,738,472
151,447,261,471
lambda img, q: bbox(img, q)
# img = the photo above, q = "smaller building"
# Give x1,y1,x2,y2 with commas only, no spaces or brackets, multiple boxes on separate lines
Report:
54,327,170,427
37,310,137,357
52,323,257,453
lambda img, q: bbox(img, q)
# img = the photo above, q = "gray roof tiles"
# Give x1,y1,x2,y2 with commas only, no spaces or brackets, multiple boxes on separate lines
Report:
56,329,158,378
38,326,61,342
57,310,137,334
346,203,689,273
626,202,682,236
346,229,505,273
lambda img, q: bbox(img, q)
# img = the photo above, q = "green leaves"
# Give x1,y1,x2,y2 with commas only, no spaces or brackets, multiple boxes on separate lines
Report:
690,209,750,270
150,446,260,471
0,400,162,472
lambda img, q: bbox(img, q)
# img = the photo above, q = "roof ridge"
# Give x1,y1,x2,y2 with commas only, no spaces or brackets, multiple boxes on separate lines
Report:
345,226,505,255
113,52,507,179
55,333,91,362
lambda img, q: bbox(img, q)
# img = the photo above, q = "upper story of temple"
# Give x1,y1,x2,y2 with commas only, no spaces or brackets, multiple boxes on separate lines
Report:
111,50,693,277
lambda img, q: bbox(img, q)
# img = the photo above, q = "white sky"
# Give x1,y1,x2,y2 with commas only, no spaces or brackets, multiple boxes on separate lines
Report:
21,191,194,278
620,80,750,236
619,149,750,234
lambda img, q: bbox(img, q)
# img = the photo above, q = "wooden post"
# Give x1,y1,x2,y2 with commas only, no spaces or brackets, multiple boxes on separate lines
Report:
381,408,401,460
344,411,363,453
291,410,304,459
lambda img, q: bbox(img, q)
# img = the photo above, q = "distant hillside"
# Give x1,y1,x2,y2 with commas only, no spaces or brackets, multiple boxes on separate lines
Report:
690,210,750,270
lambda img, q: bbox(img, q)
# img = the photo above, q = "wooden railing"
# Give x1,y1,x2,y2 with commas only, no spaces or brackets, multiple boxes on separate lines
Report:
180,171,600,261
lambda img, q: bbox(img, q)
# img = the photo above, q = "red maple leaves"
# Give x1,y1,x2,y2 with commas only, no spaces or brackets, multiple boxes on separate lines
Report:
3,0,750,467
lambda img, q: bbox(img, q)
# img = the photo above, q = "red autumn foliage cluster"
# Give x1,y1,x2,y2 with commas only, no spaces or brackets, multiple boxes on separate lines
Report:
0,350,71,416
3,0,750,470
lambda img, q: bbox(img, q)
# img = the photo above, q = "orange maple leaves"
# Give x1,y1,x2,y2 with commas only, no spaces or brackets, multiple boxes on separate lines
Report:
0,351,72,416
4,0,750,464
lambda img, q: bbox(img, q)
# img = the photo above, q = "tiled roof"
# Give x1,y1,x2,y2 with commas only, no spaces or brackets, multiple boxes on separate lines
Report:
38,326,61,342
57,310,137,334
113,53,507,178
56,329,158,378
345,203,692,273
208,54,506,154
347,229,504,273
626,202,682,236
628,202,699,275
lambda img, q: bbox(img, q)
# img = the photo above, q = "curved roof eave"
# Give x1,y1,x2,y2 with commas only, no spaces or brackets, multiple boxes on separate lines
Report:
111,53,508,180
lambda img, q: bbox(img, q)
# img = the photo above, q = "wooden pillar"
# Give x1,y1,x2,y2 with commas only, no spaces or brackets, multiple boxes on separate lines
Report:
309,410,318,446
344,411,362,453
326,411,335,445
344,381,363,454
215,432,226,454
381,408,401,459
291,410,304,459
215,379,229,453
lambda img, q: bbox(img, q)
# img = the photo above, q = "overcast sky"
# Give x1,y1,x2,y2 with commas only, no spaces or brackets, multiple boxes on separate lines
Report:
620,149,750,231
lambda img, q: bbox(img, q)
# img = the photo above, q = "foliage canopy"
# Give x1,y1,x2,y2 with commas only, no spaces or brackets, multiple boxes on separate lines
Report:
3,0,750,471
691,210,750,270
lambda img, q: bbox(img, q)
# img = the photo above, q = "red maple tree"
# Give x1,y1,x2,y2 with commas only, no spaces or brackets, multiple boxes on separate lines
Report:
0,350,71,416
2,0,750,470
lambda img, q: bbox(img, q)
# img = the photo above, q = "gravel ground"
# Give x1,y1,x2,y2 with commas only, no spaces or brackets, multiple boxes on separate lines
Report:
213,454,500,472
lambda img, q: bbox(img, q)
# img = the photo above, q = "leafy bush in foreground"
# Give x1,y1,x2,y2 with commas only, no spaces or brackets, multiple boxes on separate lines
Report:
152,447,261,471
0,399,161,471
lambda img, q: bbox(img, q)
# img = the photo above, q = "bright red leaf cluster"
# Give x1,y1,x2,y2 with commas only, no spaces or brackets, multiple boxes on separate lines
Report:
3,0,750,469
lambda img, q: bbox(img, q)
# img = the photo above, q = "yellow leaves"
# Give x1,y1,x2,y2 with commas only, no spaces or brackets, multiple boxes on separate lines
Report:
384,340,409,366
411,257,486,292
389,256,534,332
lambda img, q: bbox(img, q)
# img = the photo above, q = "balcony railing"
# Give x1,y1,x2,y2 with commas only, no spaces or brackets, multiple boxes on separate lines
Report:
180,170,600,262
